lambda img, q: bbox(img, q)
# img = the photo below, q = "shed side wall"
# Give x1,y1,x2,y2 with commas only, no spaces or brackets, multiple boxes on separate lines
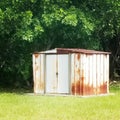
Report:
71,53,109,95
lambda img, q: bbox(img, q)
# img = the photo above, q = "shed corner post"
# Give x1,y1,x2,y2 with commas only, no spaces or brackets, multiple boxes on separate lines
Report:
43,54,46,94
33,53,41,94
32,54,35,93
68,53,72,95
107,54,110,94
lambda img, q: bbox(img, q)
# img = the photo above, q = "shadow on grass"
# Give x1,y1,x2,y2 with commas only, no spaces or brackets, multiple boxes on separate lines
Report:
109,81,120,92
0,87,33,95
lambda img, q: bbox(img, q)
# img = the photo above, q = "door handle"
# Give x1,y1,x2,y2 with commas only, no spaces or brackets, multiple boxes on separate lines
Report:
56,72,58,76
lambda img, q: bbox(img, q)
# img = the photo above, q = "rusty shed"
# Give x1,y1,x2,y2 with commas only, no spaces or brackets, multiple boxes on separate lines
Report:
33,48,110,96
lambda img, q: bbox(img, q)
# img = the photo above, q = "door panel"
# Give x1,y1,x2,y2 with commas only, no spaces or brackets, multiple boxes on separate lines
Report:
45,54,69,94
46,55,57,93
57,55,69,93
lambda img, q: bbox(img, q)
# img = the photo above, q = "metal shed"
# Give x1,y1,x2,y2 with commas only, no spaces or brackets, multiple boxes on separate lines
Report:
33,48,110,96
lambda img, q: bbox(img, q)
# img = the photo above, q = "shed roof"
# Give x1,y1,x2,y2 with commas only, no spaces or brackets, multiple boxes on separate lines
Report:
34,48,111,54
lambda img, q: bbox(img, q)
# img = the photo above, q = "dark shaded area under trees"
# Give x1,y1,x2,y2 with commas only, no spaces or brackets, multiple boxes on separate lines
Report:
0,0,119,88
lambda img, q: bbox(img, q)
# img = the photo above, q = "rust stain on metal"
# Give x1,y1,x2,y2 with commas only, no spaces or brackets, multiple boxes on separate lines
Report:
71,64,107,95
34,54,39,58
77,54,80,60
77,69,80,74
72,81,97,95
77,80,83,95
39,82,44,90
56,48,111,54
99,82,107,94
83,84,95,95
72,69,85,95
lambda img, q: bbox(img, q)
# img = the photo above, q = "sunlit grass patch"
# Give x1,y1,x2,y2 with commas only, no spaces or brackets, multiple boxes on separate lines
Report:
0,83,120,120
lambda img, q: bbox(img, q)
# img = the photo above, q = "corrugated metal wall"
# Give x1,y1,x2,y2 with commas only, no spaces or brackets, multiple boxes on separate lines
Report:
71,53,109,95
33,52,109,96
33,53,45,94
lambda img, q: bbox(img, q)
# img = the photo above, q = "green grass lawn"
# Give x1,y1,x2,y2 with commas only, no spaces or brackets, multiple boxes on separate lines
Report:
0,83,120,120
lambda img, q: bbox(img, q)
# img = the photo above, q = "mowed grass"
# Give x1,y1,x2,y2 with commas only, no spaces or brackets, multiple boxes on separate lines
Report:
0,84,120,120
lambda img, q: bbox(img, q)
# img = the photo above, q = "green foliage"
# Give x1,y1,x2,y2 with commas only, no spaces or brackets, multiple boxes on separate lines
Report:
0,0,119,87
62,7,78,27
86,0,120,76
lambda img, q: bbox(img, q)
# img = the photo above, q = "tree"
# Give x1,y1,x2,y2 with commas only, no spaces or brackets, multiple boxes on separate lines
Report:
0,0,119,87
83,0,120,77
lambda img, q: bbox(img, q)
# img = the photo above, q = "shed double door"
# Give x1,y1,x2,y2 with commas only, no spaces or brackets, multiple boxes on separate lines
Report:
45,54,70,94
